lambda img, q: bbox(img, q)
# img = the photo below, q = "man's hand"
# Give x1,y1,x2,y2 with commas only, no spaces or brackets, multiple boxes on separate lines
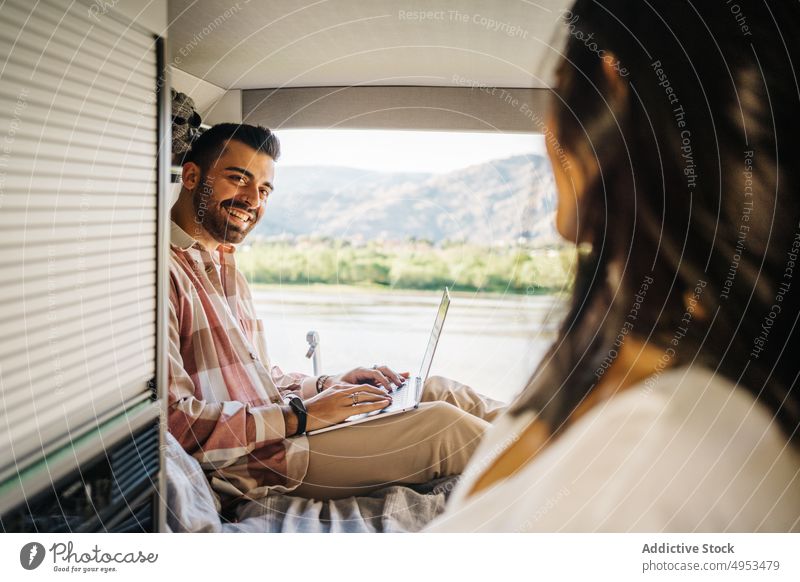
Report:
303,383,393,432
332,365,410,392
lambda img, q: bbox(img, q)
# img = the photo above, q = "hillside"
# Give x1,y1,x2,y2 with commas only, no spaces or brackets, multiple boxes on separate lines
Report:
254,154,560,247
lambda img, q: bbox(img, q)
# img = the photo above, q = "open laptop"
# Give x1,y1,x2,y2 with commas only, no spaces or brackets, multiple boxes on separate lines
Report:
307,287,451,435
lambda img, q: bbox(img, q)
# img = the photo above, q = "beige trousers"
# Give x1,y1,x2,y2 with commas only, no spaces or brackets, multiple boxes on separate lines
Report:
291,376,507,500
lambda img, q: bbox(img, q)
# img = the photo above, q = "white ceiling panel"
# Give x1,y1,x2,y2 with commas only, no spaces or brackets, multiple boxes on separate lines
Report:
168,0,570,89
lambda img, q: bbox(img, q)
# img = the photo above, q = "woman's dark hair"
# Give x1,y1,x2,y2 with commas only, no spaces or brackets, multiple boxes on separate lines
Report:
183,123,280,171
510,0,800,445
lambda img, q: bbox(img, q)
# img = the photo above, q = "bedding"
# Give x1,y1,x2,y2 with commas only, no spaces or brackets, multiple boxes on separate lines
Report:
164,432,457,533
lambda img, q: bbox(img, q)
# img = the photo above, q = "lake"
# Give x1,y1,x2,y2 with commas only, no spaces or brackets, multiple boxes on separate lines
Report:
251,285,563,404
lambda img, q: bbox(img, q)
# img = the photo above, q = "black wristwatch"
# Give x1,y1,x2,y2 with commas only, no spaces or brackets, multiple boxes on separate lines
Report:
284,394,308,436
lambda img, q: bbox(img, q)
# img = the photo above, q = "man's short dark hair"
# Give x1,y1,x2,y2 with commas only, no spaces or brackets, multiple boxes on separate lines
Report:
183,123,280,172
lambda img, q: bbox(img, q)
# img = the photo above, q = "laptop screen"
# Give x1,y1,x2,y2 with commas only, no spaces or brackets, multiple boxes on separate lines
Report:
418,288,451,380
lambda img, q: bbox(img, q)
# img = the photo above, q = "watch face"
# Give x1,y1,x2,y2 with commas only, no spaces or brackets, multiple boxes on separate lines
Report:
290,395,307,413
287,394,307,435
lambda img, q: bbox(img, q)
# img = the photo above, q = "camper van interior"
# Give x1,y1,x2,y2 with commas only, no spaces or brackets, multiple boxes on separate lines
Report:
2,0,798,538
0,0,566,533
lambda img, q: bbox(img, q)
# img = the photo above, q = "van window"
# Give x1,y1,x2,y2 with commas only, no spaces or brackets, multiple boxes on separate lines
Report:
236,129,572,401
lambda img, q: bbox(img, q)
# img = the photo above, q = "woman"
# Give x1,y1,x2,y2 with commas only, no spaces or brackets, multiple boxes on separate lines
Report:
427,0,800,532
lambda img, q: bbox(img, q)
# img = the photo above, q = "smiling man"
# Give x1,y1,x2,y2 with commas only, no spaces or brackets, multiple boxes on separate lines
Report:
168,123,505,508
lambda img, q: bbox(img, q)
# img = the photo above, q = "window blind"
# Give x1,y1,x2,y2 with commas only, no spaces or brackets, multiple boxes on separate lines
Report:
0,0,159,485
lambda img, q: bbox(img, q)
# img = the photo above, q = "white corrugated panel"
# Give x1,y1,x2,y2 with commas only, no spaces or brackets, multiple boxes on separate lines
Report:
0,0,159,483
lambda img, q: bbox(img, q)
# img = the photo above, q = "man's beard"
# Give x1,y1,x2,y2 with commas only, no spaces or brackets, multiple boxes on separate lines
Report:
191,175,257,245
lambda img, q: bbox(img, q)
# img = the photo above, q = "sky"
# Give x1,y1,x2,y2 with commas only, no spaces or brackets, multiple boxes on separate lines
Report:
276,129,546,174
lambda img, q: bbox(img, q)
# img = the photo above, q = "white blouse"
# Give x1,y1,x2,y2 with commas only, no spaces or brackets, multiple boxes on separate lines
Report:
426,366,800,532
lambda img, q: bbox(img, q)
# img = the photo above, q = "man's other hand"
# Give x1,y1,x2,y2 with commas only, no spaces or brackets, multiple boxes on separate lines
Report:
333,366,410,392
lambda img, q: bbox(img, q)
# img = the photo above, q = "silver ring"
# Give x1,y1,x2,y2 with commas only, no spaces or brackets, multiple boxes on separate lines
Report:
371,364,379,370
351,392,359,404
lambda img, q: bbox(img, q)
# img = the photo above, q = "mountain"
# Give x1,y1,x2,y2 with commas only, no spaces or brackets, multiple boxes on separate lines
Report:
254,154,559,246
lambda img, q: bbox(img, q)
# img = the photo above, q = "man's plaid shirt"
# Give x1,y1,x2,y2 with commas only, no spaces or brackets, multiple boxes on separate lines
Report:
167,222,312,504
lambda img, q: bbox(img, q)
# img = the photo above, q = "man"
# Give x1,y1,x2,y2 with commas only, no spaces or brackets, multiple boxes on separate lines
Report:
168,123,505,506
